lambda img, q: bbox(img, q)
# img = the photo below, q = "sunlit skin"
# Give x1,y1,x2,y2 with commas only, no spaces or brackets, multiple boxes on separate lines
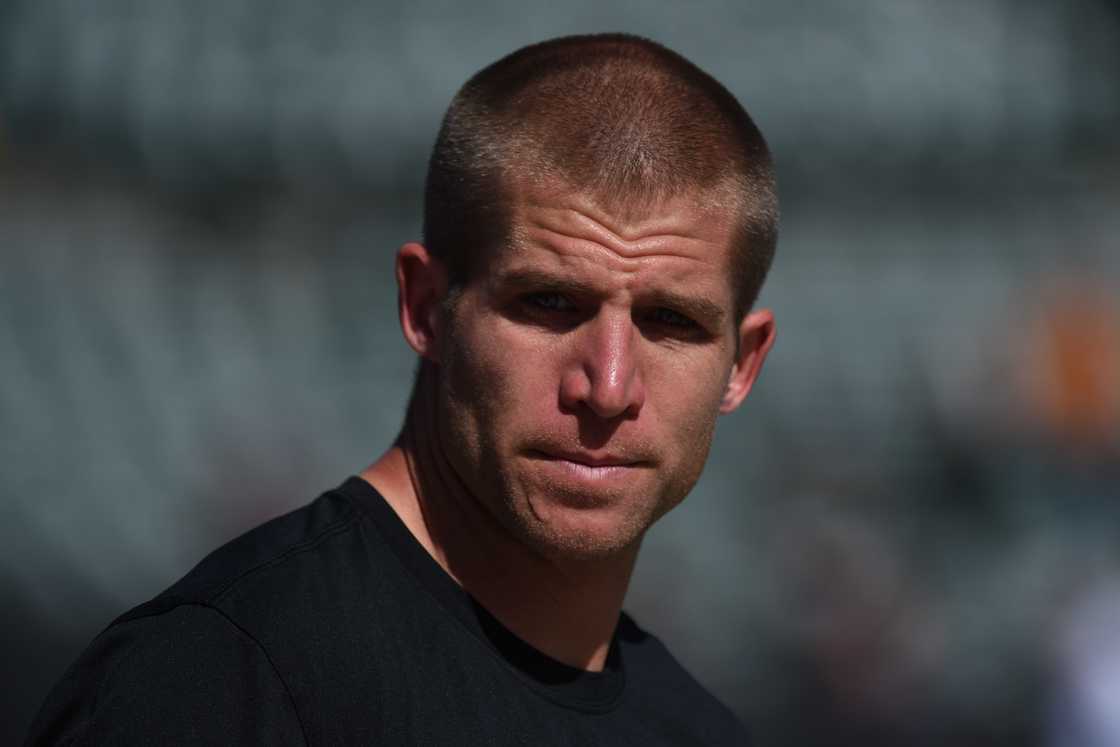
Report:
363,182,775,671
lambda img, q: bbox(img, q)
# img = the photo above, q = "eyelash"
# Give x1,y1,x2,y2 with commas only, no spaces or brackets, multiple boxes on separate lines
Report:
526,293,575,312
647,308,696,328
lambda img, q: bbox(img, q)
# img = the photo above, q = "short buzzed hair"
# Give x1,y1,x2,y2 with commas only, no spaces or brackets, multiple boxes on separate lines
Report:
423,33,777,320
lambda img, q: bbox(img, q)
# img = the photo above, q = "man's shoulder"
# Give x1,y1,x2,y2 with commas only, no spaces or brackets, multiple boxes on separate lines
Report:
108,476,415,659
127,479,361,618
617,613,752,745
25,478,400,745
26,603,308,745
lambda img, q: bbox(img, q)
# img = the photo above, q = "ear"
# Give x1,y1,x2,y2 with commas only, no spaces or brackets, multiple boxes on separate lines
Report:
720,308,776,414
396,242,448,362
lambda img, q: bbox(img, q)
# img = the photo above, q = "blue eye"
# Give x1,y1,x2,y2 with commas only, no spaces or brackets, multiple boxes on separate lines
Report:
527,293,575,311
649,308,695,327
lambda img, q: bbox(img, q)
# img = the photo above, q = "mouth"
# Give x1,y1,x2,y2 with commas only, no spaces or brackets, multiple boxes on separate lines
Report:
526,449,652,488
524,449,652,508
528,449,644,469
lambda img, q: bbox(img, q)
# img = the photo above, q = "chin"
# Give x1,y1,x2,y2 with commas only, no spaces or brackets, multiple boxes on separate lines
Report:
508,488,656,561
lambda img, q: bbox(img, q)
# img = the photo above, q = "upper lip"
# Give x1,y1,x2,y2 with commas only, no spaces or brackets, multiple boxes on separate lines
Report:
532,449,642,468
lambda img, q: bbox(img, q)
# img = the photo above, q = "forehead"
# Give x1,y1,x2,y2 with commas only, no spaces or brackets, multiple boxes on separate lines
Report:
490,182,740,301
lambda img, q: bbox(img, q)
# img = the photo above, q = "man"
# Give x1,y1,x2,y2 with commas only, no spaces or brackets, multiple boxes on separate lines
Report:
28,33,776,745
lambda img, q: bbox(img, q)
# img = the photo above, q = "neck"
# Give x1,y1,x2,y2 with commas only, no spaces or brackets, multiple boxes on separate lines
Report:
361,372,638,672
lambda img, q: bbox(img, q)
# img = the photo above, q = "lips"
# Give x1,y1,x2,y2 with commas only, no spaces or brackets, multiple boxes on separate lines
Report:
522,448,652,509
528,448,645,468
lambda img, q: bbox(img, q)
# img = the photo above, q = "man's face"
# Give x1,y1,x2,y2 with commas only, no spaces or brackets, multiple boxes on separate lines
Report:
430,183,761,561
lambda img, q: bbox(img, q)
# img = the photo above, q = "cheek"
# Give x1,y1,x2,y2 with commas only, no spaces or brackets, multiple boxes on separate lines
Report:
646,357,726,463
648,351,728,421
657,392,721,508
440,312,550,444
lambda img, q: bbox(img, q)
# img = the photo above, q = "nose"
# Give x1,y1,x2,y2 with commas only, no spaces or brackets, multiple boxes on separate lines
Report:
559,312,645,419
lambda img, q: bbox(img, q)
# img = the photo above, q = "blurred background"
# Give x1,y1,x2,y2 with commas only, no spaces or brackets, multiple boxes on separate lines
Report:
2,1,1118,744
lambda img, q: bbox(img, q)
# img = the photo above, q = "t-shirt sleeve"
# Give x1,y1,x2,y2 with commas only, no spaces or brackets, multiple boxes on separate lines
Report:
25,603,307,746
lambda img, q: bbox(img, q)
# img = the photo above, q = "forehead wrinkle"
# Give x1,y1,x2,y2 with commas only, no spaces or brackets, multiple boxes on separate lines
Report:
525,186,722,237
521,210,720,268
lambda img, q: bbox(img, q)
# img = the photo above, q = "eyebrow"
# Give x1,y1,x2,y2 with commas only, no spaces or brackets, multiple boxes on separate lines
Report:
644,288,728,328
491,267,728,327
492,268,593,295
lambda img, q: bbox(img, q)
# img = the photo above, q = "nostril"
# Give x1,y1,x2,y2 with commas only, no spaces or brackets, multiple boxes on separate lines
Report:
584,369,643,420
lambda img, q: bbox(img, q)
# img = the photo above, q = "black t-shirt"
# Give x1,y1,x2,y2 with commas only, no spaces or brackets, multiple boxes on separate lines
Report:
27,477,750,745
